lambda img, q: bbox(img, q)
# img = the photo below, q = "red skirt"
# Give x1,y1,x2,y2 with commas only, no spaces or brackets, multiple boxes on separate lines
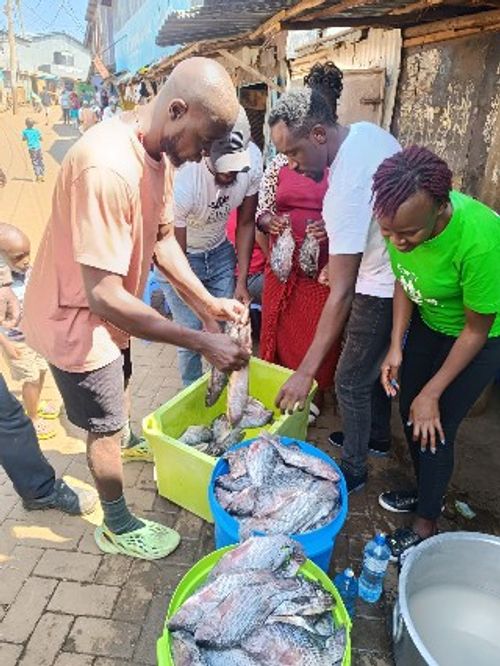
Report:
260,264,341,391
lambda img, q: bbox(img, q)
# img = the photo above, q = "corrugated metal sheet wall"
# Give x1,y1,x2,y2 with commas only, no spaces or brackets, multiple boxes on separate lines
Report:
289,28,402,130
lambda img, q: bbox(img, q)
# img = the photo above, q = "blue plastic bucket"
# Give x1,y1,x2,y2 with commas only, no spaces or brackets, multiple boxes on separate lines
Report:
208,437,348,572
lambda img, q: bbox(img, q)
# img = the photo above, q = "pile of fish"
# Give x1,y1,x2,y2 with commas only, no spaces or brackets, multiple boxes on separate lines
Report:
215,433,341,536
182,308,273,457
180,398,273,457
270,217,295,283
169,535,347,666
299,229,320,278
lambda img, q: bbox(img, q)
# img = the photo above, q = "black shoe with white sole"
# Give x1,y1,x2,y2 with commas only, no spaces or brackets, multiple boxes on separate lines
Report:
328,431,391,457
379,489,418,513
387,527,424,562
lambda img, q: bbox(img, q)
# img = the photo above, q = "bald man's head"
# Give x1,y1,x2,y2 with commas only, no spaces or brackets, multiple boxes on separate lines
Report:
145,57,239,167
0,223,30,273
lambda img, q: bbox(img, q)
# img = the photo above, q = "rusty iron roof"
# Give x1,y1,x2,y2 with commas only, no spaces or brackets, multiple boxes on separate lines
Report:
156,0,301,46
156,0,498,47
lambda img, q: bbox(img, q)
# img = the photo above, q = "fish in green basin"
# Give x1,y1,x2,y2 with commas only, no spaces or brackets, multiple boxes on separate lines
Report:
168,536,346,666
179,425,213,447
244,622,346,665
238,397,273,429
227,314,252,426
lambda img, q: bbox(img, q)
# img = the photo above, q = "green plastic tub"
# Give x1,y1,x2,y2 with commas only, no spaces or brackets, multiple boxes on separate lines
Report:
157,544,352,666
143,357,317,522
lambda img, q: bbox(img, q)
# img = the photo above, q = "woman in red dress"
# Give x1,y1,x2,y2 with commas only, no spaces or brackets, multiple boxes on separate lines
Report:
257,63,344,420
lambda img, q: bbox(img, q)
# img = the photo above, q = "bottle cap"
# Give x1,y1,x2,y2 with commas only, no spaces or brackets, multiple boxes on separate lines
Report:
345,568,354,577
375,533,386,545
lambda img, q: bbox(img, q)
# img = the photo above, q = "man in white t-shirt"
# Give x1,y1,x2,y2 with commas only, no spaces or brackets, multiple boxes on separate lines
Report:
160,107,263,385
269,88,401,493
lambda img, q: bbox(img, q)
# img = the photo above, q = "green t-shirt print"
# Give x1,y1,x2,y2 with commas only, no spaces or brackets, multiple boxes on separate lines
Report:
387,191,500,338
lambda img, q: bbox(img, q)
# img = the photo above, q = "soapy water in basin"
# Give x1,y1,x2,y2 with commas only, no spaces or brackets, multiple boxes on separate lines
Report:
409,583,500,665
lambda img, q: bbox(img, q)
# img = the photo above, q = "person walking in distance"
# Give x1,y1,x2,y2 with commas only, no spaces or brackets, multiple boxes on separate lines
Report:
22,119,45,182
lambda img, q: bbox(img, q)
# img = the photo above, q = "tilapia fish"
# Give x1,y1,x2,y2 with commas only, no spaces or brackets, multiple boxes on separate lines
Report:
270,225,295,283
239,398,273,429
227,314,252,426
244,622,344,666
167,536,347,666
206,367,228,407
299,230,320,278
179,425,212,447
208,535,305,580
216,434,341,536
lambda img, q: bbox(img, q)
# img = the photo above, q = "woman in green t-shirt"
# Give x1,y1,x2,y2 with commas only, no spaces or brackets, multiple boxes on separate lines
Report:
372,145,500,561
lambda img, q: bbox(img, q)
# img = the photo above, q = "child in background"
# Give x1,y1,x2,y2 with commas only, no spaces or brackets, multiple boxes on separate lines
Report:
22,119,45,182
0,223,57,439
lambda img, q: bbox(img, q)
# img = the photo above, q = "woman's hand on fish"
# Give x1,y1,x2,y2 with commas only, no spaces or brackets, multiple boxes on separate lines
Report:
200,332,250,372
276,370,313,414
206,297,248,323
409,391,445,454
306,220,328,242
259,213,288,236
380,345,402,397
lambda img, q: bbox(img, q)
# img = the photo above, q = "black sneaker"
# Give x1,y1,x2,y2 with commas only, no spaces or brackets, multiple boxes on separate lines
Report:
328,431,390,457
379,489,418,513
340,463,367,494
23,479,98,516
387,527,423,562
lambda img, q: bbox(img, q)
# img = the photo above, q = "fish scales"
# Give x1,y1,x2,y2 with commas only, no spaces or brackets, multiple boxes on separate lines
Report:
227,316,252,426
243,622,337,665
299,231,320,278
270,225,295,283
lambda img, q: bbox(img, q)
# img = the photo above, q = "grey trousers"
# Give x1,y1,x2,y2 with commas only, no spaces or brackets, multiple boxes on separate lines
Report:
335,294,393,476
0,373,55,500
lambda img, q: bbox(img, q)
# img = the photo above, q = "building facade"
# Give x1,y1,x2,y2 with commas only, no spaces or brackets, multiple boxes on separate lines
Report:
0,31,90,81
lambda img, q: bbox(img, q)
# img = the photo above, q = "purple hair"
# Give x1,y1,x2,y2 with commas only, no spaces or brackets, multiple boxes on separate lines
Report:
372,145,452,219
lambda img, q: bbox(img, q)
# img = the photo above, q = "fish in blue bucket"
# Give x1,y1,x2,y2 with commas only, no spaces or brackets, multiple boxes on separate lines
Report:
215,433,341,537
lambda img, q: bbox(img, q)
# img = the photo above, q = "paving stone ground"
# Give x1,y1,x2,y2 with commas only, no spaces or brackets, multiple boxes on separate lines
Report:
1,108,499,665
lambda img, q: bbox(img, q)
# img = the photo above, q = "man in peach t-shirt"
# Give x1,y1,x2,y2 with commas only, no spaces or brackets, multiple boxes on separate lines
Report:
24,58,249,561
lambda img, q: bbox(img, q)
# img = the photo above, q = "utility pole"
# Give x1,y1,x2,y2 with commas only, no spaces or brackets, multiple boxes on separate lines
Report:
5,0,18,115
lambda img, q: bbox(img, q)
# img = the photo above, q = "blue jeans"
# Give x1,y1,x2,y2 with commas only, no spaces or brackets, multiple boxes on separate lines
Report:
158,239,236,386
0,374,55,500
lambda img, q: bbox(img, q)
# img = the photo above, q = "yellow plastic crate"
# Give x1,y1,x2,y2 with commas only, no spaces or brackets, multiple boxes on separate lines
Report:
143,357,317,523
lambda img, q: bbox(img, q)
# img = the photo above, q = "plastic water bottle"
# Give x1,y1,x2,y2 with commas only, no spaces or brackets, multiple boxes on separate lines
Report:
358,533,391,603
334,568,358,618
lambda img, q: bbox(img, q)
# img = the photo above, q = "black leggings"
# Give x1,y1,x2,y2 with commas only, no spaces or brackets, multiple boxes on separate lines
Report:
399,311,500,520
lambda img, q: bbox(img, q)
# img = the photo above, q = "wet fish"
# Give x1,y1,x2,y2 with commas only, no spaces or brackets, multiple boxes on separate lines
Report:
216,485,257,516
203,648,260,666
242,480,339,537
169,570,276,635
206,367,228,407
270,224,295,283
299,229,320,278
208,414,243,456
271,438,340,483
179,425,213,446
209,535,305,580
239,397,273,429
244,622,343,665
195,577,300,648
168,537,346,666
227,315,252,426
217,434,341,536
245,438,281,487
171,630,206,666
